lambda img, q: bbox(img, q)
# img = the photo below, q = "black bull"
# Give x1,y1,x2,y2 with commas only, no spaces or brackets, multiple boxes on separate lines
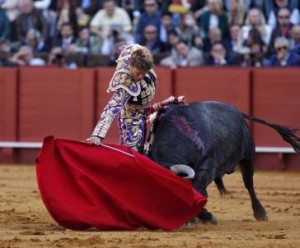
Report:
147,101,300,223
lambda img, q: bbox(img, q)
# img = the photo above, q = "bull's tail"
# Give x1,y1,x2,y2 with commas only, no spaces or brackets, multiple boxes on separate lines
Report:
242,113,300,154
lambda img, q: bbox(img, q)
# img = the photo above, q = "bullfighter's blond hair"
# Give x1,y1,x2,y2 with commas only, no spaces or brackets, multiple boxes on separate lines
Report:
130,46,154,71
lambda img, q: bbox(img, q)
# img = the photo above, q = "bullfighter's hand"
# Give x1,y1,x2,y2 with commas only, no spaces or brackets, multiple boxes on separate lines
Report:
86,136,103,146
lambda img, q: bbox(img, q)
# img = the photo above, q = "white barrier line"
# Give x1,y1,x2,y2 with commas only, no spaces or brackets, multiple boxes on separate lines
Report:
255,147,295,153
0,142,42,148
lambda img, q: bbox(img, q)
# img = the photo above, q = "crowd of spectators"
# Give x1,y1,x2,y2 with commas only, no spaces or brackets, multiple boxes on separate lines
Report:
1,0,300,68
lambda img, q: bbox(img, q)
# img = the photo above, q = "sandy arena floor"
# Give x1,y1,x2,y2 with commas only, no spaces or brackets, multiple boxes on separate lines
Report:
0,164,299,248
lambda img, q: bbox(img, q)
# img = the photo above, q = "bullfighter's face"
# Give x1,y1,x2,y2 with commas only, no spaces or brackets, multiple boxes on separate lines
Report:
130,66,147,82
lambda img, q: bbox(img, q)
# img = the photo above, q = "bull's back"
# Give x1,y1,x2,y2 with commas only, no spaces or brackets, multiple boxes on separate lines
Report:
178,101,247,140
150,101,253,168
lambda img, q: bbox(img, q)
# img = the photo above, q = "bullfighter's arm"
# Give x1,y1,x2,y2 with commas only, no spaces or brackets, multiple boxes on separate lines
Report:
91,88,131,139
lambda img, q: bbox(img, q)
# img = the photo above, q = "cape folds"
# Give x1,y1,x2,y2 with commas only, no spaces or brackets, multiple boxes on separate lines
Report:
36,136,207,231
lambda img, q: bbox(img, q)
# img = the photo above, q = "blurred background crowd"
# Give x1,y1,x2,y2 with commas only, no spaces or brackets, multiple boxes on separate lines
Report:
0,0,300,68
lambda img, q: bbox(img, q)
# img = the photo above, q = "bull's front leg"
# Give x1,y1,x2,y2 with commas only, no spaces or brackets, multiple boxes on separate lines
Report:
193,170,218,224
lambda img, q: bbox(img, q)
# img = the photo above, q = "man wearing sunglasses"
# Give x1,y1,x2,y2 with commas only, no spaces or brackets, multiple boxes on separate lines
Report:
267,8,293,56
268,36,300,66
135,0,161,44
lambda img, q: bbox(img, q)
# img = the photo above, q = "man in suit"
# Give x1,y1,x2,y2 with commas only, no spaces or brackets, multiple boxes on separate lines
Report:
54,22,77,53
205,41,239,66
160,40,204,68
268,36,300,66
15,0,49,44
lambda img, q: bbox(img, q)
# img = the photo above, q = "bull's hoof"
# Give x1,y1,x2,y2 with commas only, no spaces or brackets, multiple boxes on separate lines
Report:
209,216,218,224
180,217,199,229
198,209,218,224
255,213,268,221
253,204,268,221
180,222,196,229
199,216,218,224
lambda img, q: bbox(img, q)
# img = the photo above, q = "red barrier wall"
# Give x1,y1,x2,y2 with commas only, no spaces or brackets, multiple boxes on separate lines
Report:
252,68,300,147
0,69,18,162
0,68,17,141
173,67,251,113
251,68,300,171
17,68,95,142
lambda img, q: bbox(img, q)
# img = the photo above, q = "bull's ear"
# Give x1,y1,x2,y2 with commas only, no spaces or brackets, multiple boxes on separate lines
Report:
170,164,195,180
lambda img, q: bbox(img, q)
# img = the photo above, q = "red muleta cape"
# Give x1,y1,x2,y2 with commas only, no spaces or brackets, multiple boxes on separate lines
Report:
36,136,207,231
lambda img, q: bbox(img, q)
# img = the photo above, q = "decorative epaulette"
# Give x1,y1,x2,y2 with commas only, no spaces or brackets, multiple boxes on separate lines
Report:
107,69,141,98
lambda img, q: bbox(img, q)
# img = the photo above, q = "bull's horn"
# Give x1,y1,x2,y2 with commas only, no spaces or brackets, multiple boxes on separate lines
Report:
170,164,195,180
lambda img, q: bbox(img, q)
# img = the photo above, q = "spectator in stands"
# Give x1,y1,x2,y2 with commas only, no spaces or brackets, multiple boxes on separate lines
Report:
22,28,50,53
48,0,58,11
47,46,77,68
1,0,21,22
190,0,206,22
101,25,134,55
265,0,300,29
47,46,64,66
241,8,273,46
202,26,230,54
197,0,229,40
226,0,246,26
165,29,180,53
34,0,57,47
140,24,168,55
227,24,242,53
205,41,239,66
267,7,293,57
69,26,102,55
56,0,78,35
0,40,18,67
224,0,251,17
242,27,267,53
54,22,77,54
267,36,300,66
236,26,267,61
10,45,46,66
239,42,269,67
116,0,142,24
15,0,49,45
76,0,101,18
290,24,300,54
160,40,204,69
224,0,269,16
90,0,132,40
176,11,200,46
159,11,176,43
105,38,128,66
1,0,22,41
135,0,161,44
0,2,10,42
